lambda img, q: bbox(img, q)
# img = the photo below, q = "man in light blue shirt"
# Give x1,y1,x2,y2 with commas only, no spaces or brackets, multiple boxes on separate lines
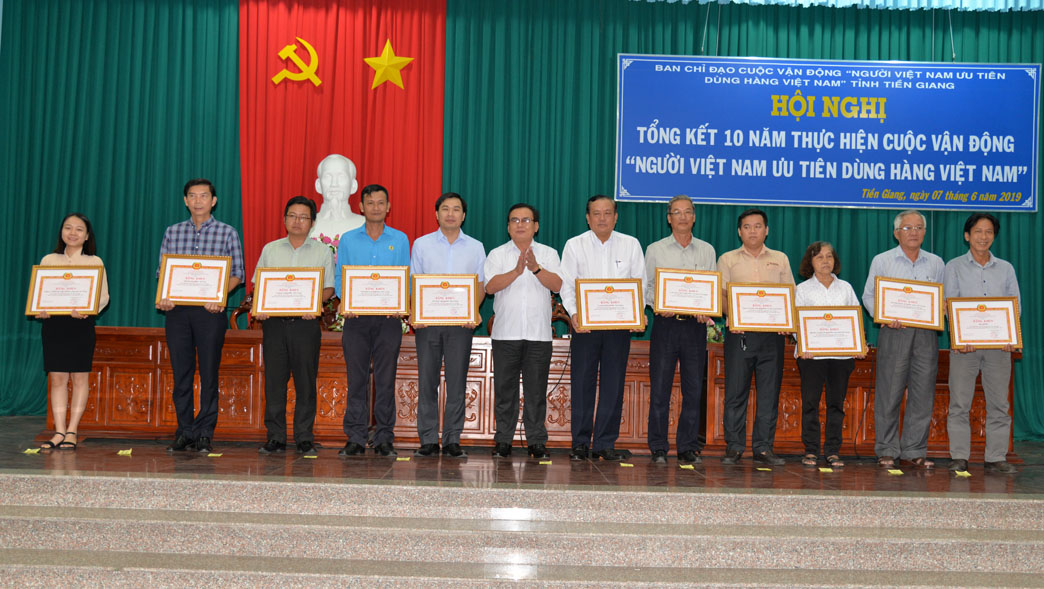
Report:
335,184,411,457
862,209,944,469
409,192,486,458
944,212,1020,474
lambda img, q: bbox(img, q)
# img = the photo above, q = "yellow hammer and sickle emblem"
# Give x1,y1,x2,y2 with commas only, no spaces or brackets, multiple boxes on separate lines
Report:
272,37,321,87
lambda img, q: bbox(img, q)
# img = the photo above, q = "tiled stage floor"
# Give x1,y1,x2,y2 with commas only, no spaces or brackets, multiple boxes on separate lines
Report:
5,416,1043,496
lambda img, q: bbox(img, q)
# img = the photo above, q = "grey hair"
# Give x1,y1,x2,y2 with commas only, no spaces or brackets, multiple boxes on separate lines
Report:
893,209,927,231
667,195,694,212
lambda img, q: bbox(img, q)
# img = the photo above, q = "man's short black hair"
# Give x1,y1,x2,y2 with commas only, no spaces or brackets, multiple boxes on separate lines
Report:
183,178,216,197
586,194,616,214
506,202,539,224
963,212,1000,236
737,208,768,228
284,195,317,220
435,192,466,214
361,184,389,202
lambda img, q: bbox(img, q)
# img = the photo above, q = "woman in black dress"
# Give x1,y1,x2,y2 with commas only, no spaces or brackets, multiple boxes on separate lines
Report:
36,213,109,449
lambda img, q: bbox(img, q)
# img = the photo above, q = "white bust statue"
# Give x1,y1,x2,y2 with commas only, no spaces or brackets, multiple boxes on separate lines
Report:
309,153,364,245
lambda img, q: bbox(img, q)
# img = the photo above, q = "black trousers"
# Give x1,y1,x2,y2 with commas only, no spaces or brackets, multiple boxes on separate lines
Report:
722,330,784,454
570,329,631,452
415,326,474,445
165,305,227,440
262,317,321,444
648,316,707,454
796,357,854,456
492,339,552,446
342,315,403,446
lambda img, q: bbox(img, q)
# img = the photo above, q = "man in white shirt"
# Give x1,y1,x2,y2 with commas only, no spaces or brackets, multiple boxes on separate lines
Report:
560,195,646,461
484,203,563,459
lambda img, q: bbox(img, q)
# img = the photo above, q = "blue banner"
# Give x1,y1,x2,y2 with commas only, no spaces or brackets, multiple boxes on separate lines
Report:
615,55,1039,212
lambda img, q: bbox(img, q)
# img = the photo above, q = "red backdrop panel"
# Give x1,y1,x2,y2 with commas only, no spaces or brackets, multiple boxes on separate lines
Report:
239,0,445,280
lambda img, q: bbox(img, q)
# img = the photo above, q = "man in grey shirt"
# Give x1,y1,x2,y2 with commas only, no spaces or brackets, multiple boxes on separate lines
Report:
862,209,944,469
944,212,1020,474
644,196,716,464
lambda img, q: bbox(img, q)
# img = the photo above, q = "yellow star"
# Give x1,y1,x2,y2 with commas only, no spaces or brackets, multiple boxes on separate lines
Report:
364,40,414,89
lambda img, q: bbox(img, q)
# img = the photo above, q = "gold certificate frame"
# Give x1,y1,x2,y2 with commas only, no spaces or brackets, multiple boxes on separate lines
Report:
947,297,1022,350
575,279,645,330
726,283,796,332
341,265,409,316
252,267,324,316
155,254,232,307
25,265,104,315
410,274,479,326
653,268,722,317
795,306,867,357
874,276,944,331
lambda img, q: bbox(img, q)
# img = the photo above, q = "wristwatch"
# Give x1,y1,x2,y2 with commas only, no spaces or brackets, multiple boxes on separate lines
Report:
532,266,542,275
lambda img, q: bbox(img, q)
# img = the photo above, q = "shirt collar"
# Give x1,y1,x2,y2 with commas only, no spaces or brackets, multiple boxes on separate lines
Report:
964,250,995,268
435,229,470,245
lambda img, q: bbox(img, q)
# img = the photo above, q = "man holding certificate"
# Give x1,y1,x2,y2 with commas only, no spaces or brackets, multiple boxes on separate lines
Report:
483,203,563,459
335,184,411,457
560,195,646,462
944,213,1020,474
644,196,716,465
253,196,335,456
156,179,245,454
410,192,486,458
862,210,944,469
717,208,794,466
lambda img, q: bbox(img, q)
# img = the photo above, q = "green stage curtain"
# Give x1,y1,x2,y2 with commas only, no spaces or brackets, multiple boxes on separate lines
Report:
444,0,1044,439
0,0,242,414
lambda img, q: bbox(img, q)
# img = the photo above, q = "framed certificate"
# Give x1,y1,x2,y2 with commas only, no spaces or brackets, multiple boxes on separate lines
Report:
155,255,232,306
341,266,409,316
25,265,105,315
575,279,645,330
726,283,796,332
411,274,479,325
795,306,867,357
251,267,324,316
948,297,1022,349
873,277,944,331
653,269,722,317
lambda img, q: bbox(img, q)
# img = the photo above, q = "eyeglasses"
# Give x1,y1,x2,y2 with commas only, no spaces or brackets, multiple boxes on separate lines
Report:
509,217,534,225
669,210,694,217
285,214,312,223
899,225,925,232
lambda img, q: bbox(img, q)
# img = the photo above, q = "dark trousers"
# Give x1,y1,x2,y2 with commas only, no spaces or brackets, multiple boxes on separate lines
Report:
262,317,321,444
723,330,785,454
570,329,631,452
648,317,707,454
165,305,227,440
415,326,474,445
796,357,854,456
342,315,403,445
492,339,552,446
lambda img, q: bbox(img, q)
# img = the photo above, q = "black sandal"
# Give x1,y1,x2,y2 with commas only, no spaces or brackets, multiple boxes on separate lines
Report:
801,453,818,466
40,433,65,449
57,431,77,450
826,455,845,468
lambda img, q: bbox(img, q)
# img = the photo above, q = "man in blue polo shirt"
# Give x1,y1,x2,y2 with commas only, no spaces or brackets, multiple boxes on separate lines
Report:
335,184,411,457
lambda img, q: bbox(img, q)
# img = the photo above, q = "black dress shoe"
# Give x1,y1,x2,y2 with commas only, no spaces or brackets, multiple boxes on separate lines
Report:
569,445,589,461
166,435,194,453
527,444,549,459
753,450,785,466
373,442,397,457
650,450,668,464
296,441,318,456
194,437,213,453
442,443,467,458
414,443,440,457
948,458,969,472
258,440,286,454
678,450,702,464
492,443,512,458
985,460,1017,474
721,448,742,465
339,441,365,456
592,447,632,461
